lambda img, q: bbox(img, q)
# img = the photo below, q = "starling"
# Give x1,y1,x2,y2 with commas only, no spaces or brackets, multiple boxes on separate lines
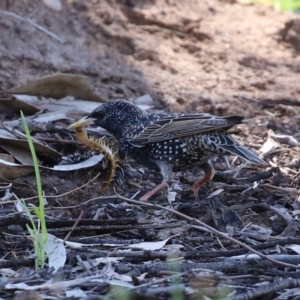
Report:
69,99,266,201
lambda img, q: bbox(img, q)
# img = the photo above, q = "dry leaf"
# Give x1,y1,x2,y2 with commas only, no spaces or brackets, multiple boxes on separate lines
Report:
260,130,279,155
1,95,101,117
0,154,104,180
0,143,36,165
127,234,179,250
0,138,61,160
0,157,34,180
2,73,105,103
52,155,104,171
0,95,40,115
286,244,300,254
0,153,15,163
44,233,66,272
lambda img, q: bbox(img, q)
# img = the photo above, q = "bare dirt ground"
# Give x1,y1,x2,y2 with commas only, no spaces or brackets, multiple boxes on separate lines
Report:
0,0,300,299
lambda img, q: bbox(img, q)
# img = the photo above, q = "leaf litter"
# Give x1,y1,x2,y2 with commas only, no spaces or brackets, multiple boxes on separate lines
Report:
0,1,300,299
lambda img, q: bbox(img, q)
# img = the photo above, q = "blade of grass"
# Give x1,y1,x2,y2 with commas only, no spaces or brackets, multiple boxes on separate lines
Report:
20,111,48,268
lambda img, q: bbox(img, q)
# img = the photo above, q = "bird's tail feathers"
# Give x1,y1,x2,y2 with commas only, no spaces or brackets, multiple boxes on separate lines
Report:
219,143,266,165
212,134,266,165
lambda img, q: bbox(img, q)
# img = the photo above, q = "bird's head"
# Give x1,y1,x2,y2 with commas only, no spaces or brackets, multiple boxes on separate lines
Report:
68,99,144,139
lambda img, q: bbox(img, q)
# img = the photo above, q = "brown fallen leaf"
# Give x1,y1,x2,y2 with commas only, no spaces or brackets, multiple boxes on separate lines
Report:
0,95,40,115
0,154,104,181
0,154,34,180
0,137,62,160
2,73,105,103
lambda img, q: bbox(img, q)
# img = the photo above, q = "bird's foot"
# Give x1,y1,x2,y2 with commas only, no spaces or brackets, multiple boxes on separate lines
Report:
140,182,168,201
185,162,215,200
184,183,201,200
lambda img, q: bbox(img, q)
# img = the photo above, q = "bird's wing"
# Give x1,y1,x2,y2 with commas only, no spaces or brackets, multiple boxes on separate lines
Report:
128,113,244,146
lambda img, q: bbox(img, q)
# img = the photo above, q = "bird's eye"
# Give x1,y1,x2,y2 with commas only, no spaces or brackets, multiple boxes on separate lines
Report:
97,111,105,118
88,109,105,122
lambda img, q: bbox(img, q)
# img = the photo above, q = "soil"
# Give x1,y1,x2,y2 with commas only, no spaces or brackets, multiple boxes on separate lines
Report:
0,0,300,299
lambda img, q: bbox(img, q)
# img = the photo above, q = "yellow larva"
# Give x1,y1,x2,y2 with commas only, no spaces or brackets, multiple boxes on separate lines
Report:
74,127,118,190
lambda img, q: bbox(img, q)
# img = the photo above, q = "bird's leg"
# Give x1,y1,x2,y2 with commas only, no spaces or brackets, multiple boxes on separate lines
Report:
140,161,173,202
189,162,215,200
140,182,168,201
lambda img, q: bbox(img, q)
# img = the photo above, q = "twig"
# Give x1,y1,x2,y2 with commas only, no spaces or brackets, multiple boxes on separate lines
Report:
235,278,300,300
114,193,299,270
263,183,300,195
48,195,117,210
1,172,101,206
0,9,64,43
64,210,84,242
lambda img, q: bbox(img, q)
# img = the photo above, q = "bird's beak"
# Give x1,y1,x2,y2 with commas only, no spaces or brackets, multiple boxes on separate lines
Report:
68,117,95,129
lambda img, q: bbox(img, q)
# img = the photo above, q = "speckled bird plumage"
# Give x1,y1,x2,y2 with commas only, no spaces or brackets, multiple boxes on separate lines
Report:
71,99,266,200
